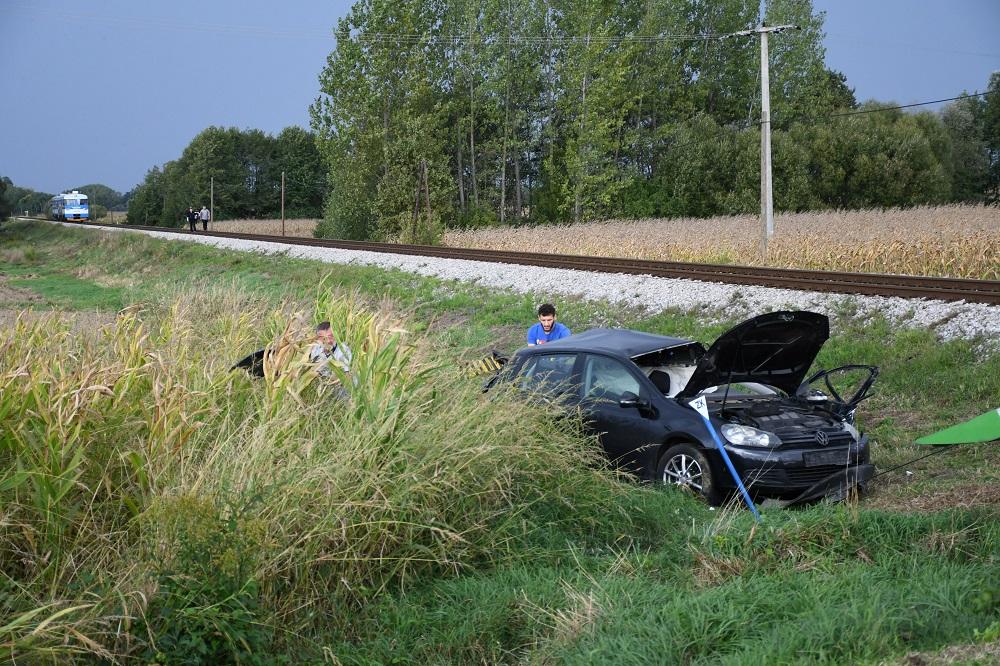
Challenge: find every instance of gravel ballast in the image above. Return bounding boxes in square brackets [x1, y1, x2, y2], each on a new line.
[64, 223, 1000, 343]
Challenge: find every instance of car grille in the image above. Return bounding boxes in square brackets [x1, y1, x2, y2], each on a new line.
[748, 413, 856, 449]
[774, 427, 854, 449]
[745, 464, 859, 489]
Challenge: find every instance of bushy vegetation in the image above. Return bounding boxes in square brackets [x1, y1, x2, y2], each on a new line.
[2, 221, 998, 663]
[1, 176, 52, 217]
[311, 0, 1000, 242]
[0, 178, 127, 219]
[126, 126, 325, 227]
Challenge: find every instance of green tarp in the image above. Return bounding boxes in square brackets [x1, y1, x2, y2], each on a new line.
[915, 408, 1000, 445]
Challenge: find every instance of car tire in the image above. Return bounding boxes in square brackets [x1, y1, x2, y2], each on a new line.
[657, 443, 723, 506]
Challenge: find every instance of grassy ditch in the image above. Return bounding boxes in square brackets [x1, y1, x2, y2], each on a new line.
[0, 282, 629, 662]
[1, 220, 998, 663]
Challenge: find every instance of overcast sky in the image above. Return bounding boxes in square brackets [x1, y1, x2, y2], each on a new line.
[1, 0, 997, 196]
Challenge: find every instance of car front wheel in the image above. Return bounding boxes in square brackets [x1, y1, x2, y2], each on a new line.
[658, 443, 722, 506]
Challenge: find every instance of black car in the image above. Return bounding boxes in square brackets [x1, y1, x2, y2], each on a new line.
[488, 311, 878, 505]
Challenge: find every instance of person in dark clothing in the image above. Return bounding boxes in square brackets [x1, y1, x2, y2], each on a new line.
[185, 207, 198, 232]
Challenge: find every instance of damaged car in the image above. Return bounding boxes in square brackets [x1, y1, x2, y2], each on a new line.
[487, 311, 878, 505]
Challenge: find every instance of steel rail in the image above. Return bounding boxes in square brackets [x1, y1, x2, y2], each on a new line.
[58, 220, 1000, 305]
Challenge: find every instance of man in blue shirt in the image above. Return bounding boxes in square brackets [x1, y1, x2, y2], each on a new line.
[527, 303, 571, 345]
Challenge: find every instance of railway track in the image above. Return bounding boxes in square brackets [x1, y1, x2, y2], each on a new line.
[50, 220, 1000, 305]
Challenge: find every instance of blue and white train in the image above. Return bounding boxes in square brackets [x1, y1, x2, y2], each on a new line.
[49, 191, 90, 221]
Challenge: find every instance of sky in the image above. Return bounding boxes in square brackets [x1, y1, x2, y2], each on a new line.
[1, 0, 998, 197]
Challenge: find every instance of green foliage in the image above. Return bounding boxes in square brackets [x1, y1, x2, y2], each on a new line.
[1, 177, 52, 216]
[1, 178, 123, 219]
[982, 72, 1000, 203]
[0, 176, 11, 219]
[126, 126, 325, 227]
[141, 495, 272, 666]
[70, 183, 126, 210]
[8, 274, 125, 310]
[126, 165, 167, 225]
[311, 0, 998, 236]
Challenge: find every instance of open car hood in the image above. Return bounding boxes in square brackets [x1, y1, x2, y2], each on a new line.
[676, 311, 830, 399]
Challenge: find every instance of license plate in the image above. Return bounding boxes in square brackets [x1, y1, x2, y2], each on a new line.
[803, 449, 850, 467]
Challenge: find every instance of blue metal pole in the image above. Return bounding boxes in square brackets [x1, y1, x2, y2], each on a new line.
[688, 397, 761, 521]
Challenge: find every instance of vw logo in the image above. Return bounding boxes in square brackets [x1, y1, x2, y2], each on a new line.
[815, 430, 829, 447]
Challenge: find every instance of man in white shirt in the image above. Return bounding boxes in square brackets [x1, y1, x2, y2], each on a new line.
[308, 320, 352, 377]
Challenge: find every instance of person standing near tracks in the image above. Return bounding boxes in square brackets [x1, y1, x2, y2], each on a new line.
[199, 205, 210, 231]
[185, 206, 198, 232]
[527, 303, 571, 345]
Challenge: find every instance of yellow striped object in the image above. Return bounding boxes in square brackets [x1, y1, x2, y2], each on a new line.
[464, 352, 507, 378]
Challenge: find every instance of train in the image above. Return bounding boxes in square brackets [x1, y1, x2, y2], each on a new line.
[48, 191, 90, 221]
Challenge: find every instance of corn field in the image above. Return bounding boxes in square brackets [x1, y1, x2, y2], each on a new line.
[445, 205, 1000, 279]
[211, 218, 319, 238]
[201, 206, 999, 279]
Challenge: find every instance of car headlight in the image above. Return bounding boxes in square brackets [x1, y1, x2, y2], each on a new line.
[720, 424, 781, 447]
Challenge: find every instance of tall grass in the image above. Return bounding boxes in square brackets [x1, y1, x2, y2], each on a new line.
[0, 283, 622, 662]
[444, 204, 1000, 279]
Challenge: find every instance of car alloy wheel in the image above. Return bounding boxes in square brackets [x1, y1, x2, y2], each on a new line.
[658, 443, 722, 505]
[663, 453, 704, 491]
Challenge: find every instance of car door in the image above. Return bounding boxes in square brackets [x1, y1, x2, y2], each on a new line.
[516, 352, 581, 407]
[579, 354, 664, 472]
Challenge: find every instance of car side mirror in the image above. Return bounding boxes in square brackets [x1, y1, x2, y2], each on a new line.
[619, 391, 652, 411]
[621, 391, 658, 418]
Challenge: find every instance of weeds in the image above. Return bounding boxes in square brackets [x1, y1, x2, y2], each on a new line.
[0, 282, 621, 661]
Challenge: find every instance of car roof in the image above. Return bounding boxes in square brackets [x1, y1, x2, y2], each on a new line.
[524, 328, 694, 358]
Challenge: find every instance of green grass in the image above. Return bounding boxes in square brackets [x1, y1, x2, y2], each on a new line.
[7, 274, 126, 310]
[0, 219, 998, 664]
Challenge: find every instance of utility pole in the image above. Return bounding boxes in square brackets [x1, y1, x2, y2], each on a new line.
[730, 23, 798, 258]
[210, 176, 214, 231]
[281, 171, 286, 237]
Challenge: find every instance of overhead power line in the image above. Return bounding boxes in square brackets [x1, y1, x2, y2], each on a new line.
[773, 89, 999, 130]
[825, 90, 999, 118]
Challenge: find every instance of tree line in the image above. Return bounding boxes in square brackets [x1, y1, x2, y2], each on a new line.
[309, 0, 1000, 242]
[1, 178, 128, 220]
[126, 126, 325, 226]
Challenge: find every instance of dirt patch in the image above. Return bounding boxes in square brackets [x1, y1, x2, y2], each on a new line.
[881, 639, 1000, 665]
[0, 275, 42, 306]
[426, 310, 472, 335]
[73, 265, 135, 288]
[489, 324, 525, 353]
[868, 482, 1000, 513]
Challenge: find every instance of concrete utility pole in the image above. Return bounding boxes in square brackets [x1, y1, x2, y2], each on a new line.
[281, 171, 286, 237]
[730, 23, 798, 257]
[210, 176, 215, 231]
